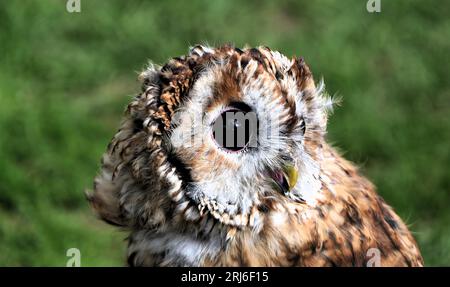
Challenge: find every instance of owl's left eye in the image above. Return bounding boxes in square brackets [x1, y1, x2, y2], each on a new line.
[212, 104, 257, 152]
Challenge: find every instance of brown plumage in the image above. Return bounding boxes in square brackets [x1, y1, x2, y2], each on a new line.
[88, 45, 423, 266]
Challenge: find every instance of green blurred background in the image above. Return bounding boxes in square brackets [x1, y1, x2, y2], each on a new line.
[0, 0, 448, 266]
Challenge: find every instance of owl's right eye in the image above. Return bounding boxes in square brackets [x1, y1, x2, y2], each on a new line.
[211, 104, 257, 152]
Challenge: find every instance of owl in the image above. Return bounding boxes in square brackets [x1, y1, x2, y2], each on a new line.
[87, 45, 423, 267]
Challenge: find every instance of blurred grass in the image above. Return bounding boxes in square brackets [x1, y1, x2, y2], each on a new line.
[0, 0, 448, 266]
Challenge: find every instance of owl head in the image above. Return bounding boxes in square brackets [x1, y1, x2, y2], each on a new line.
[89, 45, 333, 232]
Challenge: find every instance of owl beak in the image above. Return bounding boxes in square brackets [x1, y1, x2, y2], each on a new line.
[284, 164, 299, 191]
[270, 164, 298, 194]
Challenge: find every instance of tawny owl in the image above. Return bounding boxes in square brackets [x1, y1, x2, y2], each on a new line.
[87, 45, 423, 267]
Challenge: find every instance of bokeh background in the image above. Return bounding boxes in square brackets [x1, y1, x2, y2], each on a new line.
[0, 0, 448, 266]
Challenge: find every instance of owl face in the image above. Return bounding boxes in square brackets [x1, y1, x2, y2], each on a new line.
[141, 45, 331, 228]
[90, 45, 332, 232]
